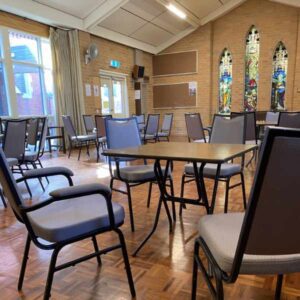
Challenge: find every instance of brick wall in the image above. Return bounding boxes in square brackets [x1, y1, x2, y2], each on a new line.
[153, 0, 300, 135]
[78, 31, 153, 116]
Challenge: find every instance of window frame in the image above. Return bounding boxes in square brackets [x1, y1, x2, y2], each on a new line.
[0, 26, 56, 122]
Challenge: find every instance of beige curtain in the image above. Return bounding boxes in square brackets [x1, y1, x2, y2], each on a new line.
[50, 28, 85, 134]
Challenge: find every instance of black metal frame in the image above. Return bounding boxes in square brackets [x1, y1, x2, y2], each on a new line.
[191, 127, 300, 300]
[180, 114, 247, 215]
[0, 152, 135, 300]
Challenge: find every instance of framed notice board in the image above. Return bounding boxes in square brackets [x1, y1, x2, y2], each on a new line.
[153, 51, 197, 76]
[153, 82, 197, 109]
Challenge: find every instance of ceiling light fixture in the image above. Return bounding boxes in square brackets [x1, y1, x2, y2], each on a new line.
[166, 3, 186, 19]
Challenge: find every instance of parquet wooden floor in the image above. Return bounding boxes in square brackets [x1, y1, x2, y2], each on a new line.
[1, 139, 300, 299]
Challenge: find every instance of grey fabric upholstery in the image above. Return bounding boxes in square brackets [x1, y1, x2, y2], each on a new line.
[194, 138, 207, 143]
[28, 194, 125, 242]
[157, 132, 169, 137]
[133, 114, 145, 124]
[83, 115, 95, 134]
[24, 150, 38, 161]
[23, 167, 74, 179]
[185, 113, 206, 141]
[113, 165, 169, 182]
[6, 157, 18, 167]
[141, 134, 155, 140]
[50, 183, 108, 198]
[161, 113, 173, 132]
[278, 112, 300, 129]
[184, 163, 241, 177]
[98, 136, 107, 143]
[26, 118, 39, 146]
[62, 115, 77, 138]
[198, 213, 300, 274]
[145, 114, 159, 136]
[71, 134, 96, 142]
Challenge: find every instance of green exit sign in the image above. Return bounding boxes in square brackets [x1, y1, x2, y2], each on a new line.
[110, 60, 121, 68]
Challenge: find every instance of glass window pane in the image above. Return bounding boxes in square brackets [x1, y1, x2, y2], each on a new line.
[13, 64, 44, 115]
[0, 63, 9, 116]
[9, 31, 39, 64]
[113, 80, 123, 114]
[44, 69, 56, 119]
[41, 39, 53, 69]
[101, 82, 110, 115]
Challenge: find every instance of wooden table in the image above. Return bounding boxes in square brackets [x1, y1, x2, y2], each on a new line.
[103, 142, 257, 256]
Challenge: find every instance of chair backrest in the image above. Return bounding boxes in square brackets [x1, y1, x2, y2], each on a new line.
[37, 117, 48, 155]
[62, 115, 77, 139]
[278, 112, 300, 128]
[210, 114, 245, 144]
[132, 114, 145, 124]
[145, 114, 160, 135]
[266, 111, 279, 124]
[231, 112, 256, 141]
[161, 113, 173, 133]
[83, 115, 95, 134]
[0, 148, 24, 221]
[231, 128, 300, 277]
[95, 115, 112, 137]
[185, 113, 206, 142]
[106, 118, 141, 150]
[26, 118, 39, 147]
[3, 120, 27, 160]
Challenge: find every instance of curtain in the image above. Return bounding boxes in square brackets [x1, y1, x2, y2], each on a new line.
[50, 28, 85, 134]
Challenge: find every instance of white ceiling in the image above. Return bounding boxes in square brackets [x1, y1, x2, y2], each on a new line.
[0, 0, 298, 54]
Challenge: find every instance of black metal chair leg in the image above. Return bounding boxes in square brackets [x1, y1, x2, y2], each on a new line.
[224, 179, 230, 213]
[32, 162, 45, 192]
[44, 247, 60, 300]
[19, 165, 32, 198]
[162, 199, 173, 233]
[147, 182, 152, 208]
[169, 178, 176, 222]
[275, 274, 283, 300]
[18, 234, 31, 291]
[110, 178, 114, 190]
[179, 174, 186, 216]
[38, 159, 49, 184]
[115, 228, 136, 297]
[86, 142, 90, 156]
[191, 239, 200, 300]
[68, 143, 72, 158]
[214, 267, 224, 300]
[126, 183, 135, 232]
[78, 144, 82, 161]
[240, 172, 247, 210]
[92, 236, 102, 266]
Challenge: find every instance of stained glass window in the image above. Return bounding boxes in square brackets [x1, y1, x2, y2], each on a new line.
[271, 42, 288, 110]
[244, 26, 260, 111]
[219, 48, 232, 114]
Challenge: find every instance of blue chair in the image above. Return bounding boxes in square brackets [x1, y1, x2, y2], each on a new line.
[106, 117, 174, 232]
[0, 148, 135, 299]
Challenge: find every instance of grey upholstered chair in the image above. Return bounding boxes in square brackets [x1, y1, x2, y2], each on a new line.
[132, 114, 146, 131]
[266, 111, 279, 124]
[106, 117, 174, 232]
[141, 113, 160, 143]
[157, 113, 173, 141]
[95, 114, 112, 162]
[192, 127, 300, 300]
[181, 115, 246, 215]
[0, 148, 135, 299]
[62, 115, 97, 160]
[185, 113, 209, 143]
[231, 112, 260, 166]
[83, 114, 96, 134]
[278, 111, 300, 128]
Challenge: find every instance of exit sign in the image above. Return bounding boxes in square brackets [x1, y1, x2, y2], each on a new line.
[110, 60, 121, 68]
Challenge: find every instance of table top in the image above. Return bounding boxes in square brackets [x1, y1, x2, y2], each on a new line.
[256, 120, 278, 126]
[103, 142, 257, 163]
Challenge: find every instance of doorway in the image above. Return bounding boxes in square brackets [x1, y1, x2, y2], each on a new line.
[100, 73, 128, 118]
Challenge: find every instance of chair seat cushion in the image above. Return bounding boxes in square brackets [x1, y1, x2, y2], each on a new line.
[28, 194, 124, 243]
[98, 136, 107, 143]
[72, 134, 96, 142]
[24, 150, 38, 161]
[141, 134, 155, 140]
[113, 164, 168, 182]
[184, 163, 241, 177]
[6, 157, 18, 167]
[246, 140, 262, 146]
[193, 139, 206, 143]
[199, 213, 300, 274]
[157, 131, 169, 137]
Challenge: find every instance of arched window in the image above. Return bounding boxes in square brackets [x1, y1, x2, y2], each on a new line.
[271, 42, 288, 110]
[219, 48, 232, 114]
[244, 26, 260, 111]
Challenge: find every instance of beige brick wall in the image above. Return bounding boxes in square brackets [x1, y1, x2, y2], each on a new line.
[78, 31, 153, 116]
[153, 0, 300, 135]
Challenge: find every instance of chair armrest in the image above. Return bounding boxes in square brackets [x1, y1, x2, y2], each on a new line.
[50, 183, 111, 199]
[16, 167, 74, 186]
